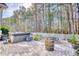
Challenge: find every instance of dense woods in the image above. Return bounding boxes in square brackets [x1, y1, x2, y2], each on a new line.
[2, 3, 79, 34]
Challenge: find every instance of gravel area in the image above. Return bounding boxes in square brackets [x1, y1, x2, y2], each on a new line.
[0, 39, 75, 56]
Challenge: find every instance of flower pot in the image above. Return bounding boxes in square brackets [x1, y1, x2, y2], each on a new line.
[45, 38, 54, 51]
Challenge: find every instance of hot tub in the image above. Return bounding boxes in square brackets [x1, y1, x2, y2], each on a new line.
[8, 32, 32, 43]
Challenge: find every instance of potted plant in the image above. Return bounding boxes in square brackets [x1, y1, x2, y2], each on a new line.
[0, 27, 9, 35]
[0, 26, 9, 40]
[33, 34, 42, 41]
[45, 38, 54, 51]
[71, 35, 79, 49]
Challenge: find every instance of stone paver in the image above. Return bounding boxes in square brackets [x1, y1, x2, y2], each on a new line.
[0, 40, 75, 56]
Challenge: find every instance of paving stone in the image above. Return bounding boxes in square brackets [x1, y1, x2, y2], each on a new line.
[0, 40, 75, 56]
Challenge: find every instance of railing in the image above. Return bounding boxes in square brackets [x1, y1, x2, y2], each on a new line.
[32, 32, 79, 40]
[8, 32, 79, 43]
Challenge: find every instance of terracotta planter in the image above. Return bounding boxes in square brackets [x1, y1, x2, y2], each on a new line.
[45, 38, 54, 51]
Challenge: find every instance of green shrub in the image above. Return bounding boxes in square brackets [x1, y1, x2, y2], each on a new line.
[63, 37, 67, 40]
[76, 48, 79, 56]
[71, 35, 78, 44]
[0, 26, 9, 35]
[33, 34, 42, 41]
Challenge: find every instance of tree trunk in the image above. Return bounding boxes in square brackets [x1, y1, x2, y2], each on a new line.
[48, 4, 52, 32]
[0, 9, 3, 27]
[66, 7, 71, 34]
[77, 3, 79, 34]
[68, 4, 74, 34]
[34, 4, 38, 32]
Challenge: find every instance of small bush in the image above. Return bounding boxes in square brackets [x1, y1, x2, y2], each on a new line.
[76, 48, 79, 56]
[33, 34, 42, 41]
[71, 35, 78, 44]
[0, 26, 9, 35]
